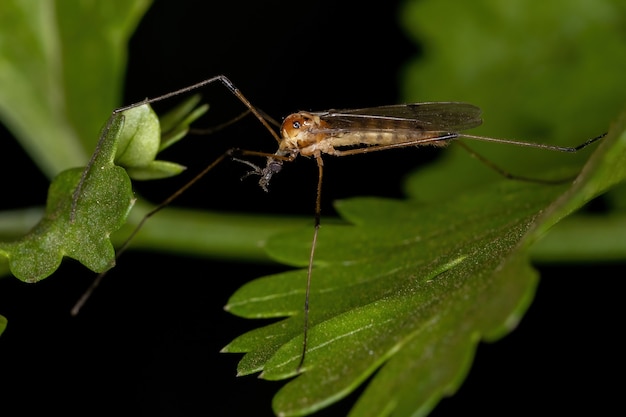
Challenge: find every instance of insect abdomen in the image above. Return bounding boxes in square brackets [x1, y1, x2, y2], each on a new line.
[330, 130, 452, 148]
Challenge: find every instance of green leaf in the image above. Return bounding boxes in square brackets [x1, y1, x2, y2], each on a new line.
[0, 113, 134, 282]
[223, 114, 626, 416]
[0, 0, 152, 178]
[0, 94, 208, 281]
[399, 0, 626, 203]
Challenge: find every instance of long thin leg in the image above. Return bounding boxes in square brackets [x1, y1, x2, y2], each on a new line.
[331, 132, 606, 158]
[297, 154, 324, 371]
[454, 141, 586, 184]
[190, 101, 282, 136]
[331, 132, 606, 184]
[72, 149, 230, 315]
[70, 145, 295, 316]
[115, 75, 282, 143]
[70, 75, 282, 223]
[459, 132, 607, 152]
[71, 75, 291, 314]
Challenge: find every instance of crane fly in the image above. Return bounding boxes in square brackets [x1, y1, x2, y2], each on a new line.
[71, 75, 605, 371]
[240, 101, 482, 190]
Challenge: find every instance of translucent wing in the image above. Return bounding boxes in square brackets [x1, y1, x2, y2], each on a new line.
[314, 102, 483, 134]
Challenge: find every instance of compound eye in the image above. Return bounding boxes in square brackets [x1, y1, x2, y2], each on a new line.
[281, 113, 315, 139]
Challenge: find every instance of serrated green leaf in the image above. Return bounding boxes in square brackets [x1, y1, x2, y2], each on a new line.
[225, 182, 560, 415]
[222, 115, 626, 416]
[0, 113, 134, 282]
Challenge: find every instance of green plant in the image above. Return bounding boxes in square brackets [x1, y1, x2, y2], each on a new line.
[1, 1, 625, 416]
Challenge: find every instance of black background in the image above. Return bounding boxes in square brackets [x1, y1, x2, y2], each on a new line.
[0, 2, 623, 416]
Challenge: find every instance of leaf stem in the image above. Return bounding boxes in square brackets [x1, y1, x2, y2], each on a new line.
[111, 199, 310, 263]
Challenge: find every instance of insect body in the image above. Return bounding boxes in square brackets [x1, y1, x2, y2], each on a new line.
[248, 103, 483, 191]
